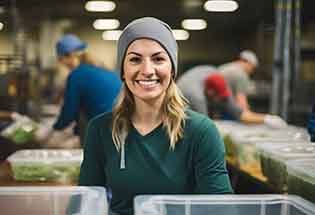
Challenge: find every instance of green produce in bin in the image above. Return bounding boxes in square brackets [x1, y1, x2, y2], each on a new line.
[236, 142, 261, 172]
[258, 143, 315, 192]
[287, 158, 315, 203]
[7, 149, 83, 183]
[223, 135, 238, 164]
[260, 154, 287, 191]
[11, 163, 81, 182]
[10, 127, 36, 145]
[1, 116, 37, 145]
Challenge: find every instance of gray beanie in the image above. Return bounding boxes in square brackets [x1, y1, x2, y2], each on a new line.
[117, 17, 178, 79]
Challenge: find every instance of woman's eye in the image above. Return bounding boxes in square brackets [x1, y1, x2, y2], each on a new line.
[153, 57, 165, 63]
[129, 57, 141, 63]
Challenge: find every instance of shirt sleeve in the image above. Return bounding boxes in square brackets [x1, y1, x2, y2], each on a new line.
[79, 119, 107, 186]
[53, 74, 80, 130]
[233, 71, 251, 95]
[193, 117, 233, 194]
[223, 97, 243, 120]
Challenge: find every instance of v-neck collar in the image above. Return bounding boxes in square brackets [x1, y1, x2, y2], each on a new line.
[130, 122, 163, 138]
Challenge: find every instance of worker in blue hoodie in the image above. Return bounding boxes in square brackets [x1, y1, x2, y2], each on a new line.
[308, 102, 315, 142]
[37, 34, 121, 144]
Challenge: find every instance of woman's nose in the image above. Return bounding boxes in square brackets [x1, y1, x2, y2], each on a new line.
[140, 59, 155, 76]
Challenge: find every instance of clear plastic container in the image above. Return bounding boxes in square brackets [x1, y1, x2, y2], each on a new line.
[214, 121, 249, 166]
[228, 133, 264, 174]
[7, 149, 83, 183]
[134, 194, 315, 215]
[222, 134, 239, 165]
[214, 120, 239, 136]
[231, 125, 308, 143]
[214, 121, 239, 165]
[287, 159, 315, 203]
[257, 142, 315, 192]
[1, 115, 38, 145]
[227, 128, 295, 175]
[0, 186, 107, 215]
[218, 123, 308, 173]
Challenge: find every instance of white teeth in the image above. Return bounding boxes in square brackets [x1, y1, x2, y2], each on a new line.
[137, 80, 158, 86]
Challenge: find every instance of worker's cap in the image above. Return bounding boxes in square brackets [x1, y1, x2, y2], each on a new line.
[56, 34, 87, 57]
[240, 50, 259, 66]
[117, 17, 178, 79]
[204, 73, 231, 98]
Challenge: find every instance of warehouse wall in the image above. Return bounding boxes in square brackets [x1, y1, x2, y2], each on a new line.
[0, 32, 14, 55]
[78, 31, 117, 70]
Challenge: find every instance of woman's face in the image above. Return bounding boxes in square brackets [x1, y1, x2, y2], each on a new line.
[123, 39, 172, 103]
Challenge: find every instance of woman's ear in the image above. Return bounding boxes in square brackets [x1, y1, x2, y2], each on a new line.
[172, 70, 176, 79]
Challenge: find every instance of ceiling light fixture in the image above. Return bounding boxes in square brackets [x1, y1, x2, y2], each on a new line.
[85, 1, 116, 12]
[181, 19, 207, 30]
[102, 30, 122, 40]
[93, 19, 120, 30]
[204, 0, 238, 12]
[172, 29, 189, 40]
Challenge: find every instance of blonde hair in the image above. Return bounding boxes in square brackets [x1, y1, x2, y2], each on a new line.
[111, 79, 188, 151]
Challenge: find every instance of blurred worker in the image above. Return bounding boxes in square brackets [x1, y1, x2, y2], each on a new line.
[176, 65, 216, 115]
[204, 73, 287, 128]
[307, 102, 315, 142]
[177, 65, 286, 128]
[37, 34, 122, 143]
[218, 50, 258, 111]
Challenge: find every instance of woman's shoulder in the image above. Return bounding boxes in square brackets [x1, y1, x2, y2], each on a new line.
[185, 109, 216, 131]
[183, 109, 222, 149]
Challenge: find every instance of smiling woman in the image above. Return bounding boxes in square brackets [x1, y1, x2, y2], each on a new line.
[79, 17, 233, 215]
[123, 39, 172, 104]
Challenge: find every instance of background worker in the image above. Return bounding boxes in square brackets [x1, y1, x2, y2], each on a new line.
[176, 65, 216, 115]
[204, 73, 287, 128]
[177, 64, 287, 128]
[219, 50, 258, 111]
[36, 34, 122, 143]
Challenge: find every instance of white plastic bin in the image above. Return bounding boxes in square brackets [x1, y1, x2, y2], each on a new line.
[257, 142, 315, 191]
[0, 186, 107, 215]
[134, 195, 315, 215]
[7, 149, 83, 183]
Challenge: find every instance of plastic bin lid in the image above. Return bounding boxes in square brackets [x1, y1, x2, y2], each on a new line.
[214, 120, 239, 135]
[0, 186, 107, 215]
[7, 149, 83, 164]
[256, 142, 315, 162]
[134, 194, 315, 215]
[287, 158, 315, 185]
[229, 125, 309, 143]
[257, 142, 315, 161]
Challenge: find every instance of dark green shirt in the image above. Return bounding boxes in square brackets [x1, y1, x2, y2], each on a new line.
[79, 109, 233, 215]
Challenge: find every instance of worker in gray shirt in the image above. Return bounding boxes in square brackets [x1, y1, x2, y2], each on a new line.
[219, 50, 258, 111]
[176, 65, 216, 115]
[204, 73, 287, 128]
